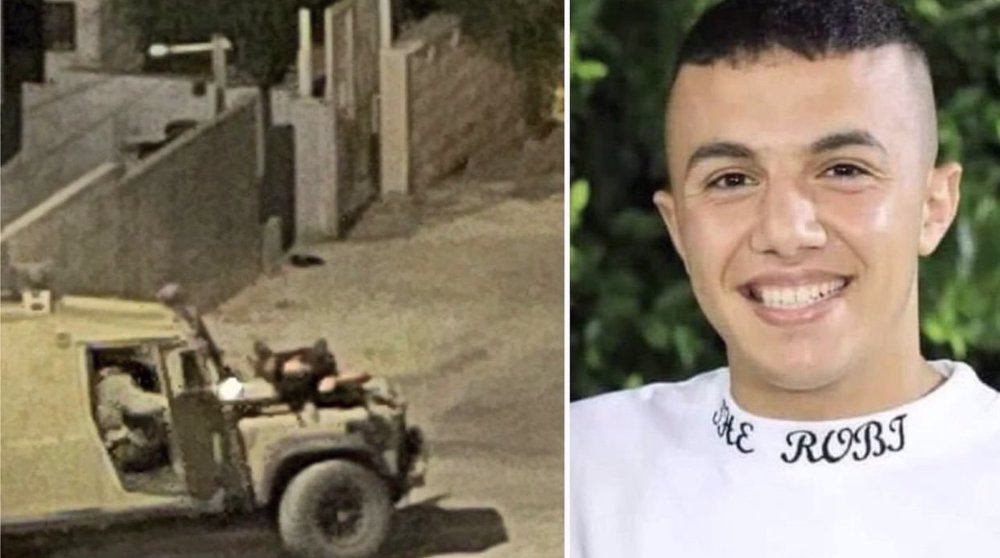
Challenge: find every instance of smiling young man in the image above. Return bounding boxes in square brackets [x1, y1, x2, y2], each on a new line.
[570, 1, 1000, 556]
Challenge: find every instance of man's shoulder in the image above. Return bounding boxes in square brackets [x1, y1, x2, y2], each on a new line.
[97, 373, 133, 395]
[571, 368, 727, 443]
[573, 368, 725, 411]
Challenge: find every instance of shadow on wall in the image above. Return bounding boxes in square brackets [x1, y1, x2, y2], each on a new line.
[262, 124, 297, 249]
[1, 87, 24, 165]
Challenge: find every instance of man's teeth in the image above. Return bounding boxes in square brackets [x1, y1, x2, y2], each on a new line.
[755, 279, 846, 309]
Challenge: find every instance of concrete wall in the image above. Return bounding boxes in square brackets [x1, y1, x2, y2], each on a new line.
[380, 14, 525, 195]
[1, 95, 263, 310]
[1, 70, 250, 226]
[378, 47, 410, 196]
[288, 97, 339, 241]
[285, 0, 381, 242]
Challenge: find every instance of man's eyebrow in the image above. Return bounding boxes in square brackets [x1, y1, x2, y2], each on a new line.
[810, 130, 887, 155]
[680, 131, 888, 180]
[685, 141, 755, 177]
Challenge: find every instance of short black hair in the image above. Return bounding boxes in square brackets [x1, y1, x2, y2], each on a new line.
[663, 0, 938, 187]
[675, 0, 926, 77]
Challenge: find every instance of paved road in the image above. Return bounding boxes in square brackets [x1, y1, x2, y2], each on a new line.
[13, 173, 565, 558]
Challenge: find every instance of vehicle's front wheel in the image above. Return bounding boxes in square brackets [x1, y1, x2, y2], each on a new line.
[278, 460, 392, 558]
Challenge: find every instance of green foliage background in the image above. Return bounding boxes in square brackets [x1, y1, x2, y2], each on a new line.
[571, 0, 1000, 400]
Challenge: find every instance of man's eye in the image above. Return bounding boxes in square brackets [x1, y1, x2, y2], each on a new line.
[823, 164, 870, 178]
[707, 173, 754, 189]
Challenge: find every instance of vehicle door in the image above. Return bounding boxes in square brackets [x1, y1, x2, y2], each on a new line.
[163, 347, 231, 500]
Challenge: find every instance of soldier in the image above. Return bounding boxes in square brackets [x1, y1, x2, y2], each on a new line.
[95, 366, 170, 472]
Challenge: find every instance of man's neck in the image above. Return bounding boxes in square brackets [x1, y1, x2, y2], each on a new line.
[728, 349, 945, 421]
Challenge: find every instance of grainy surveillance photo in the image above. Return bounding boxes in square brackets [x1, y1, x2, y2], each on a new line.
[0, 1, 564, 557]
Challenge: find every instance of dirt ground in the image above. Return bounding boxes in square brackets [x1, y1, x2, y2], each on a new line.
[27, 128, 566, 558]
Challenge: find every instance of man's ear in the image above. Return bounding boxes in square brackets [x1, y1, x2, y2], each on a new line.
[919, 162, 962, 256]
[653, 188, 688, 264]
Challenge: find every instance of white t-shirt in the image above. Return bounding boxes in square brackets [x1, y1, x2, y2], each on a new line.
[571, 360, 1000, 557]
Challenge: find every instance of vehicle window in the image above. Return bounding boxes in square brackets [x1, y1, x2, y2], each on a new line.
[181, 350, 208, 389]
[90, 345, 162, 394]
[87, 345, 183, 495]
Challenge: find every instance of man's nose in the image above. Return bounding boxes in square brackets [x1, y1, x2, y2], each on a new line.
[749, 180, 827, 258]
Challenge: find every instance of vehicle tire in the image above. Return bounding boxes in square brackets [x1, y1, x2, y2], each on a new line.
[278, 460, 392, 558]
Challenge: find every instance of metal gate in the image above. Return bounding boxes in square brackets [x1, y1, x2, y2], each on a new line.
[323, 0, 381, 235]
[331, 0, 380, 229]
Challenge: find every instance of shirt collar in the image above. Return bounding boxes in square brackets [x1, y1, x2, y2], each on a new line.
[706, 360, 995, 467]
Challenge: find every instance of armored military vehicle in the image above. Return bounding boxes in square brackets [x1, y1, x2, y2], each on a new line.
[0, 284, 426, 558]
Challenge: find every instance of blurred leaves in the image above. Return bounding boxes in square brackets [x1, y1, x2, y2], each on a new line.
[572, 0, 1000, 399]
[916, 0, 1000, 368]
[570, 179, 590, 232]
[570, 33, 607, 82]
[570, 0, 726, 400]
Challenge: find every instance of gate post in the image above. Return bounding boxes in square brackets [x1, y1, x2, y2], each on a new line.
[297, 8, 313, 97]
[324, 6, 335, 102]
[378, 0, 392, 48]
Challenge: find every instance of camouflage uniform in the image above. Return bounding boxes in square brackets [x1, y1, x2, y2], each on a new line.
[95, 367, 169, 472]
